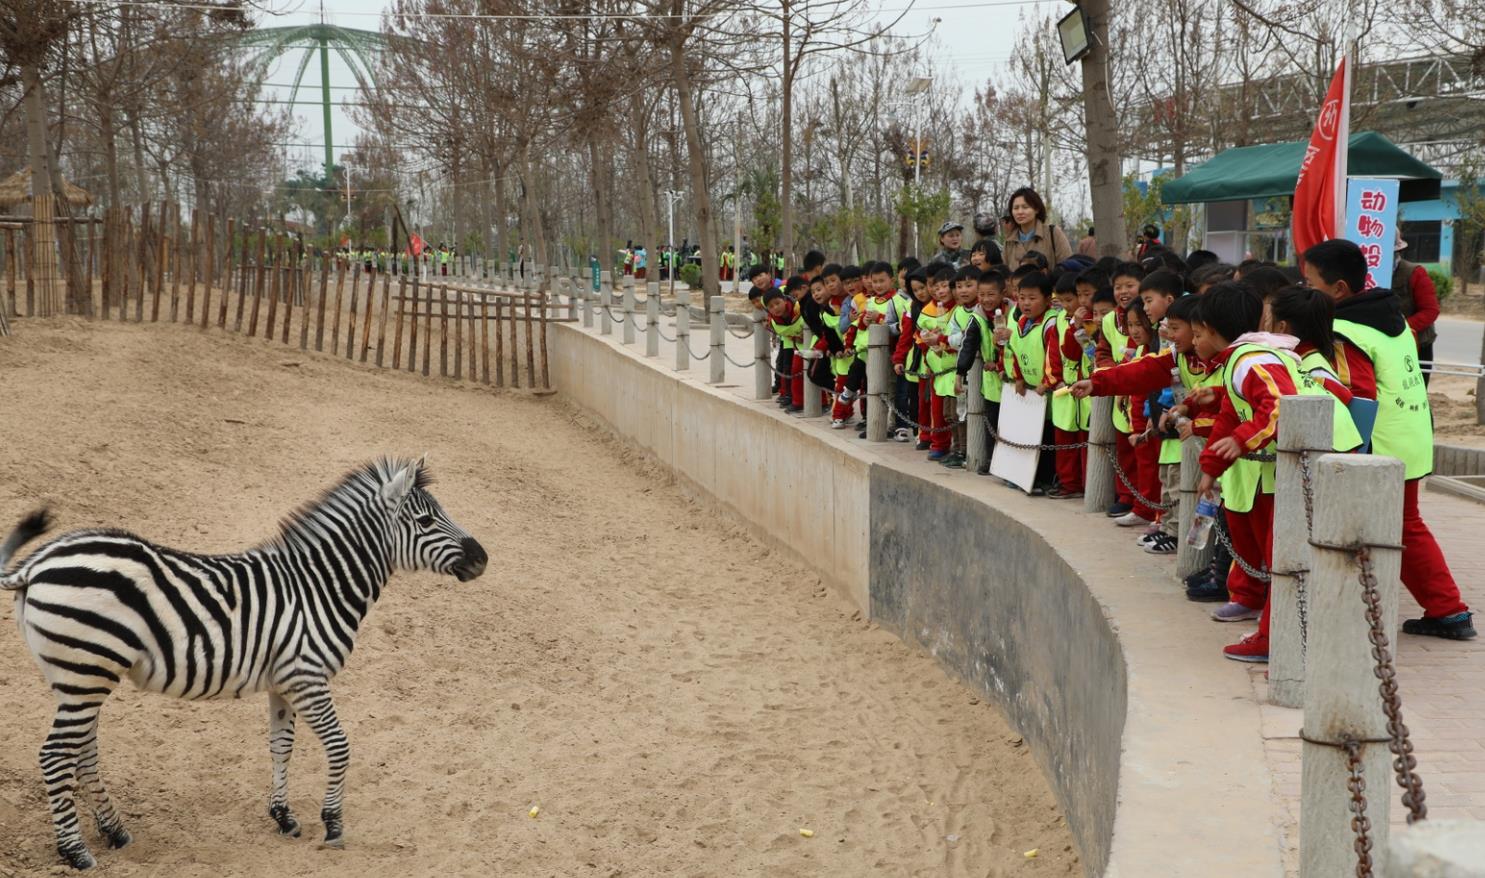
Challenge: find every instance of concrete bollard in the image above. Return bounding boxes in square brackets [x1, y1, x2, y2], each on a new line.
[965, 362, 988, 466]
[1300, 453, 1404, 878]
[1175, 437, 1214, 579]
[582, 270, 598, 329]
[645, 282, 660, 358]
[1386, 820, 1485, 876]
[1083, 396, 1117, 514]
[867, 323, 891, 442]
[566, 266, 578, 322]
[599, 270, 613, 336]
[753, 311, 772, 400]
[801, 328, 823, 418]
[708, 297, 725, 384]
[675, 289, 690, 372]
[622, 279, 636, 345]
[1270, 395, 1334, 709]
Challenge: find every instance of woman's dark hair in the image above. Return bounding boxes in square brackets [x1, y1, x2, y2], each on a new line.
[1242, 266, 1291, 302]
[1166, 293, 1202, 324]
[1196, 281, 1263, 342]
[1006, 187, 1048, 223]
[1270, 285, 1336, 363]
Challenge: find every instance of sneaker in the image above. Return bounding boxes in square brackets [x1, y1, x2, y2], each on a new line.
[1143, 533, 1178, 555]
[927, 449, 948, 461]
[893, 428, 913, 443]
[1223, 632, 1269, 663]
[975, 463, 991, 476]
[857, 430, 867, 439]
[915, 440, 931, 451]
[830, 419, 851, 430]
[1135, 531, 1159, 548]
[1105, 502, 1133, 518]
[1046, 486, 1084, 500]
[787, 405, 804, 414]
[1211, 602, 1261, 622]
[837, 389, 858, 404]
[941, 454, 965, 469]
[1401, 612, 1477, 640]
[1113, 511, 1147, 527]
[1185, 577, 1227, 602]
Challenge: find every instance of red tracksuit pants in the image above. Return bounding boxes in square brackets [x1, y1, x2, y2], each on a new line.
[1054, 429, 1086, 493]
[1224, 490, 1274, 611]
[928, 389, 952, 453]
[791, 353, 804, 408]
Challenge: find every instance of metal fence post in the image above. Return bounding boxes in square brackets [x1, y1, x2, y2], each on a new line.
[753, 311, 772, 400]
[867, 323, 891, 442]
[622, 277, 636, 345]
[1083, 396, 1117, 514]
[645, 281, 660, 358]
[1176, 437, 1214, 578]
[801, 328, 823, 418]
[1300, 453, 1404, 878]
[1271, 395, 1334, 709]
[965, 362, 988, 465]
[675, 289, 690, 372]
[708, 296, 725, 384]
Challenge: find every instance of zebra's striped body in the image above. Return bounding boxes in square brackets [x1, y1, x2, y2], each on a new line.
[1, 458, 487, 870]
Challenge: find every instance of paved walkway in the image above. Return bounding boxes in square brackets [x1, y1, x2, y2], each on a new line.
[568, 292, 1484, 873]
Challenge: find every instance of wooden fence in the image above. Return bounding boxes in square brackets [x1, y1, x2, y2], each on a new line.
[1, 202, 550, 391]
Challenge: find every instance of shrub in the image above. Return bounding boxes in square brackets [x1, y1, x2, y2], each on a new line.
[1427, 268, 1452, 299]
[679, 262, 703, 289]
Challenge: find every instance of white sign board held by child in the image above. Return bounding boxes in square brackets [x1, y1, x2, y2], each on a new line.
[990, 389, 1047, 494]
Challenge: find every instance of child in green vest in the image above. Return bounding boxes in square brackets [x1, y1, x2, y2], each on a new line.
[916, 264, 959, 460]
[893, 268, 931, 445]
[954, 268, 1010, 474]
[939, 265, 982, 467]
[1003, 270, 1059, 492]
[1095, 262, 1146, 519]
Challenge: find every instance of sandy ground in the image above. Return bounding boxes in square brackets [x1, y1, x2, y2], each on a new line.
[0, 319, 1075, 877]
[1429, 374, 1485, 449]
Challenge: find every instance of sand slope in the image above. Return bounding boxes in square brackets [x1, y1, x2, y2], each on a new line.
[0, 320, 1075, 876]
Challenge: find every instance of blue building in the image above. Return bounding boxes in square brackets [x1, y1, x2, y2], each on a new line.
[1398, 179, 1482, 277]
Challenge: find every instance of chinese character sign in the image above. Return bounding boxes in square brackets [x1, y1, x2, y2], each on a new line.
[1344, 178, 1400, 290]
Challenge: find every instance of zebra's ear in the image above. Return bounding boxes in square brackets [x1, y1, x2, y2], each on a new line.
[380, 462, 418, 511]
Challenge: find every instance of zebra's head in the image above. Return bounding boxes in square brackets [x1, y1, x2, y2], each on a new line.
[379, 457, 487, 582]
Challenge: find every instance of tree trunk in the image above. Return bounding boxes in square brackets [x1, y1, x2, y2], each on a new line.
[779, 4, 794, 271]
[1078, 0, 1127, 259]
[666, 31, 719, 305]
[22, 61, 59, 315]
[630, 91, 662, 258]
[587, 130, 616, 273]
[518, 143, 548, 280]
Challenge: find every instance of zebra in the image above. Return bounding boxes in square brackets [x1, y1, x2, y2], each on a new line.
[0, 456, 487, 870]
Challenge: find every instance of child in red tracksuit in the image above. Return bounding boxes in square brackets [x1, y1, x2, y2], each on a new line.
[1044, 278, 1087, 497]
[892, 268, 931, 443]
[1094, 262, 1146, 519]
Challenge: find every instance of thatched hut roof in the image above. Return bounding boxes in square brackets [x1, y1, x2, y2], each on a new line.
[0, 168, 93, 210]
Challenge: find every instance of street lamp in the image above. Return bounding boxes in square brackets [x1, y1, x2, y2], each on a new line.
[904, 76, 933, 253]
[663, 188, 683, 298]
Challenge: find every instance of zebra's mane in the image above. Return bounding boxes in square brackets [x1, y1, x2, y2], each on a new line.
[256, 457, 432, 554]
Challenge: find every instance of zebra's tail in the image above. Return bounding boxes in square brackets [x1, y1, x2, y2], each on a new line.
[0, 508, 53, 590]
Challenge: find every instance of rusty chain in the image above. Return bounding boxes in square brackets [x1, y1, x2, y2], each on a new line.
[1104, 443, 1179, 511]
[1355, 546, 1428, 824]
[1344, 738, 1375, 877]
[1213, 519, 1272, 583]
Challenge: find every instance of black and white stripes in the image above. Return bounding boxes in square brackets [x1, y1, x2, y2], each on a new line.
[1, 457, 487, 870]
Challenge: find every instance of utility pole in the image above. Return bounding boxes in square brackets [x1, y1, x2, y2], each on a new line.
[664, 188, 682, 299]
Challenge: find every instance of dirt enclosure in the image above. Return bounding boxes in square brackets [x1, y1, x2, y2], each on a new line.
[0, 320, 1074, 876]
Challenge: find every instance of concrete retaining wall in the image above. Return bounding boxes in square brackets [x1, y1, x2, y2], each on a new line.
[549, 322, 1283, 877]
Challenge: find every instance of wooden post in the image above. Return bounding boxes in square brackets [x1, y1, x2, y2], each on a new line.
[494, 298, 505, 387]
[98, 213, 111, 319]
[392, 275, 407, 369]
[4, 229, 15, 319]
[467, 292, 477, 379]
[345, 263, 360, 360]
[453, 289, 465, 379]
[966, 363, 989, 467]
[199, 215, 214, 329]
[169, 205, 182, 322]
[314, 255, 328, 351]
[645, 282, 660, 358]
[132, 208, 145, 322]
[1270, 395, 1335, 709]
[538, 290, 549, 389]
[509, 294, 521, 390]
[299, 263, 311, 351]
[708, 296, 725, 385]
[480, 295, 491, 384]
[525, 292, 538, 388]
[184, 213, 198, 323]
[801, 328, 823, 418]
[867, 323, 891, 440]
[421, 281, 432, 378]
[599, 270, 613, 336]
[247, 231, 265, 336]
[282, 259, 295, 345]
[151, 202, 167, 322]
[265, 239, 283, 341]
[358, 270, 374, 362]
[405, 276, 419, 372]
[86, 215, 97, 318]
[674, 289, 690, 371]
[376, 272, 391, 368]
[1176, 437, 1215, 578]
[217, 217, 233, 330]
[1300, 453, 1404, 878]
[1083, 396, 1117, 514]
[330, 262, 347, 355]
[622, 278, 636, 345]
[438, 285, 449, 377]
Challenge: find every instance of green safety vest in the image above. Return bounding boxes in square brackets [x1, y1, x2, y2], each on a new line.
[819, 304, 852, 377]
[853, 296, 895, 354]
[1049, 310, 1080, 431]
[1333, 319, 1432, 479]
[771, 310, 804, 350]
[1102, 309, 1133, 433]
[1006, 312, 1052, 420]
[916, 303, 956, 395]
[1296, 349, 1364, 454]
[973, 311, 1003, 403]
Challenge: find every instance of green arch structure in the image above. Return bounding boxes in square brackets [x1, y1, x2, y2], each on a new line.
[237, 23, 389, 182]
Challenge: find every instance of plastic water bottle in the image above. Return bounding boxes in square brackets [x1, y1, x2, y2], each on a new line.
[1186, 488, 1221, 549]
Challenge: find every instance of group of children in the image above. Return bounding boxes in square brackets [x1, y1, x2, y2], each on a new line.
[750, 237, 1475, 663]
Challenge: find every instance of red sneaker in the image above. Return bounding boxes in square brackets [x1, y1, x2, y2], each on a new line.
[1223, 632, 1269, 663]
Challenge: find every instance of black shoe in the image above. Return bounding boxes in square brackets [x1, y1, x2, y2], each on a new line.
[857, 430, 867, 439]
[1186, 577, 1227, 602]
[1401, 612, 1477, 640]
[975, 463, 991, 476]
[941, 453, 965, 469]
[915, 440, 931, 451]
[787, 405, 804, 414]
[1106, 502, 1133, 518]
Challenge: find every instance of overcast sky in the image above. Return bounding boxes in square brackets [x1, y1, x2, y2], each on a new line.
[260, 0, 1068, 172]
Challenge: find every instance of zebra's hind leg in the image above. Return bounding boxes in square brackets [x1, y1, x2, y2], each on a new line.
[40, 690, 114, 870]
[75, 733, 131, 850]
[287, 682, 351, 848]
[266, 691, 301, 838]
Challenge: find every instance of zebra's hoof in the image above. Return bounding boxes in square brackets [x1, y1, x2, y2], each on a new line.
[322, 834, 345, 850]
[59, 843, 96, 870]
[321, 807, 343, 848]
[270, 804, 301, 838]
[104, 827, 133, 849]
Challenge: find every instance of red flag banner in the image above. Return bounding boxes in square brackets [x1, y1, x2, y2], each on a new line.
[1292, 56, 1350, 258]
[410, 233, 427, 256]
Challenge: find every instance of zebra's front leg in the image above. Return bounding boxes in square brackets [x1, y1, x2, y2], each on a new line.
[287, 683, 351, 847]
[266, 691, 301, 838]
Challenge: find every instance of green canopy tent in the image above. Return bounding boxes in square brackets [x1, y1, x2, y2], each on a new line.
[1160, 131, 1442, 205]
